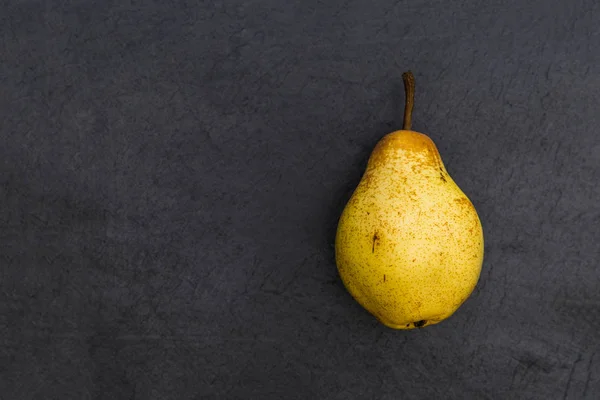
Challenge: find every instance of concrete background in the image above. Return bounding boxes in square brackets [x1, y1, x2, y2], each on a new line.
[1, 0, 599, 398]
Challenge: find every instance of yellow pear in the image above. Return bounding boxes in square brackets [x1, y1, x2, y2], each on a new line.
[335, 71, 484, 330]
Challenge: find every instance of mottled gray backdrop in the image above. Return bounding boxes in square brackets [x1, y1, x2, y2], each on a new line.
[1, 0, 599, 399]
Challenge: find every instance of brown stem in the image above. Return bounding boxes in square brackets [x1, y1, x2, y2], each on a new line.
[402, 70, 415, 130]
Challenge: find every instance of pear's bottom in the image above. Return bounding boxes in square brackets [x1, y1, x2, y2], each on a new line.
[366, 296, 465, 330]
[375, 316, 443, 330]
[339, 275, 465, 330]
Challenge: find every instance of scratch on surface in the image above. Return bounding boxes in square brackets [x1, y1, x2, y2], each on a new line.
[583, 351, 597, 398]
[548, 189, 563, 217]
[552, 139, 562, 167]
[563, 353, 583, 400]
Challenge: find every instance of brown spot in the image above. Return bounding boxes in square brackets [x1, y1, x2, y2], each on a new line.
[454, 198, 471, 207]
[439, 172, 447, 182]
[372, 231, 380, 253]
[383, 274, 386, 282]
[414, 320, 426, 328]
[412, 258, 416, 262]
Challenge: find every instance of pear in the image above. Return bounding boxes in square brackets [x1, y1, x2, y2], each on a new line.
[335, 71, 484, 330]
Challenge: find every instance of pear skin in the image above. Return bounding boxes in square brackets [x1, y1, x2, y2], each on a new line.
[335, 71, 484, 330]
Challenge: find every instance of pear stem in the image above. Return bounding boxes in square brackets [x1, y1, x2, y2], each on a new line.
[402, 70, 415, 130]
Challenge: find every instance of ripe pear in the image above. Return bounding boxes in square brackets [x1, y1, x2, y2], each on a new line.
[335, 71, 484, 330]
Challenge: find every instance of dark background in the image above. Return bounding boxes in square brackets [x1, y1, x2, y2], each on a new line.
[1, 0, 599, 399]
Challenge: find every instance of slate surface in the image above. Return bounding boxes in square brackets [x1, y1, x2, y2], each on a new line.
[1, 1, 600, 399]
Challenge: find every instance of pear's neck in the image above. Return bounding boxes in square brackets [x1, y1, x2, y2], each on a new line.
[367, 149, 441, 176]
[366, 131, 445, 175]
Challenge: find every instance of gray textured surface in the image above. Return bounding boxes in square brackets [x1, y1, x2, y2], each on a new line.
[1, 0, 600, 399]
